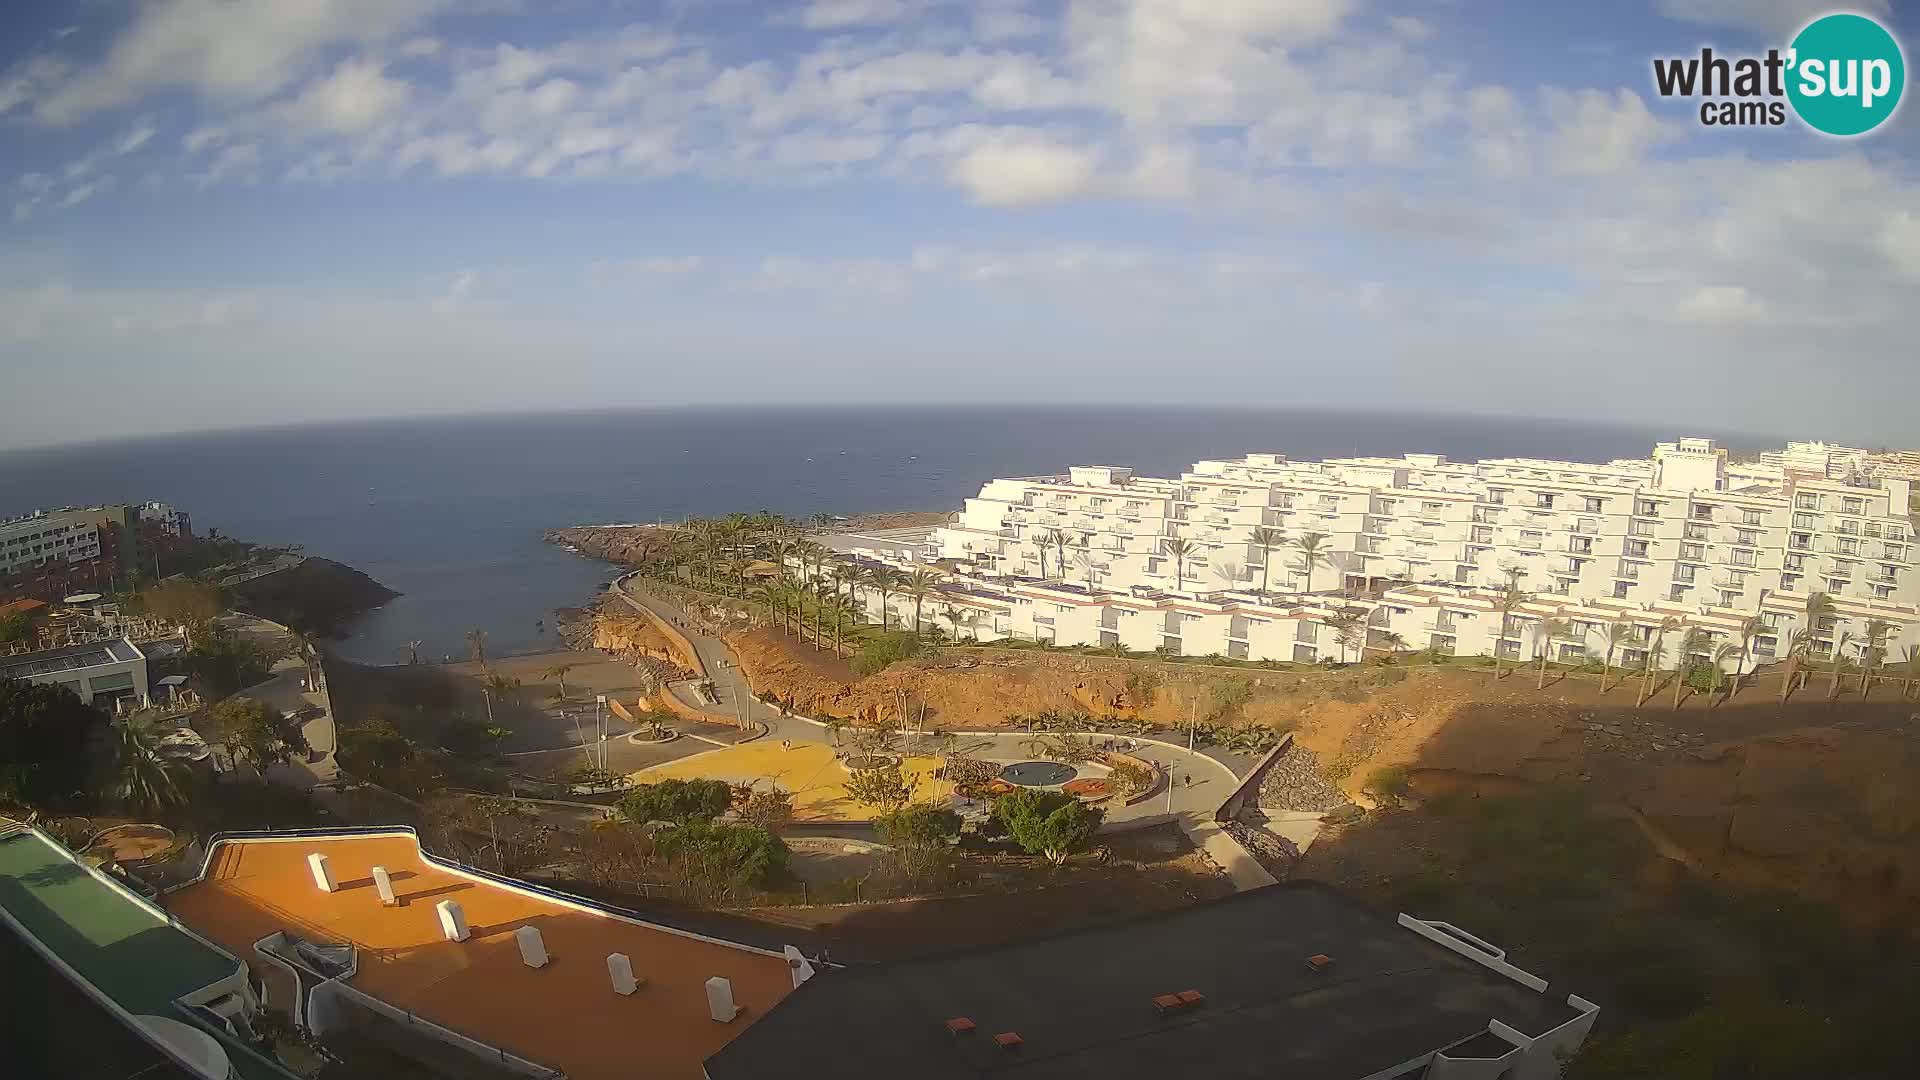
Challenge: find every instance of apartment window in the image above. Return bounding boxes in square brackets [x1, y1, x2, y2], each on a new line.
[1564, 557, 1587, 574]
[1575, 517, 1598, 534]
[1472, 525, 1494, 544]
[1874, 585, 1895, 599]
[1890, 529, 1908, 543]
[1888, 545, 1909, 561]
[1839, 537, 1859, 554]
[1569, 536, 1593, 555]
[1763, 612, 1785, 629]
[1843, 497, 1866, 515]
[1838, 520, 1859, 535]
[1880, 564, 1899, 581]
[1742, 508, 1764, 525]
[1793, 512, 1819, 530]
[1487, 489, 1507, 505]
[1692, 504, 1715, 520]
[1584, 497, 1605, 513]
[1735, 529, 1759, 547]
[1680, 543, 1704, 561]
[1536, 492, 1556, 509]
[1796, 493, 1822, 509]
[1832, 561, 1855, 578]
[1828, 577, 1848, 592]
[1685, 523, 1709, 541]
[1674, 565, 1696, 583]
[1731, 550, 1756, 567]
[1629, 519, 1656, 538]
[1636, 499, 1660, 516]
[1626, 539, 1650, 558]
[1720, 591, 1740, 607]
[1613, 581, 1631, 599]
[1670, 584, 1688, 601]
[1781, 573, 1801, 590]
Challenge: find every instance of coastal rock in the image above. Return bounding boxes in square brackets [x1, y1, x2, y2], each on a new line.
[227, 557, 399, 638]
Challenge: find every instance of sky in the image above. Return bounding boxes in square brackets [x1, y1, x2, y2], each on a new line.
[1, 0, 1917, 451]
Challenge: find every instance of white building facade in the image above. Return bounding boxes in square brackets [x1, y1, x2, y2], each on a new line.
[818, 438, 1920, 674]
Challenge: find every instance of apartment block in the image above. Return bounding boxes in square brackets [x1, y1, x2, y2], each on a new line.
[827, 437, 1919, 671]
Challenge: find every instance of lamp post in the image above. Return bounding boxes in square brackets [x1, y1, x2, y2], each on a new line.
[595, 695, 608, 770]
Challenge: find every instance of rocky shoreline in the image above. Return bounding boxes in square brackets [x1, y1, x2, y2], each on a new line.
[228, 556, 400, 638]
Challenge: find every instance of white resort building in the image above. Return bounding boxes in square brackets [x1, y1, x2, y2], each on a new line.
[819, 438, 1920, 675]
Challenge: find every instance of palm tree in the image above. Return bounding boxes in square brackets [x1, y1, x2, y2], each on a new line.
[694, 518, 725, 589]
[112, 713, 182, 812]
[1860, 618, 1892, 696]
[869, 566, 903, 631]
[1779, 628, 1812, 704]
[904, 568, 939, 636]
[1640, 616, 1682, 706]
[1493, 584, 1532, 679]
[1248, 527, 1286, 596]
[1160, 537, 1196, 592]
[1732, 615, 1762, 695]
[1675, 627, 1710, 708]
[1327, 607, 1367, 663]
[485, 672, 520, 700]
[1375, 630, 1408, 660]
[1828, 630, 1855, 700]
[1043, 529, 1071, 582]
[1710, 641, 1742, 700]
[1600, 617, 1633, 692]
[1535, 618, 1570, 688]
[1639, 632, 1669, 707]
[1292, 532, 1331, 593]
[828, 564, 858, 632]
[544, 662, 578, 703]
[465, 627, 489, 667]
[1901, 643, 1920, 700]
[1072, 536, 1099, 593]
[939, 603, 969, 642]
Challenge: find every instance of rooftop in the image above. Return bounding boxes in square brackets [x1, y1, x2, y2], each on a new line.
[167, 830, 798, 1080]
[0, 827, 243, 1023]
[0, 637, 143, 679]
[705, 883, 1581, 1080]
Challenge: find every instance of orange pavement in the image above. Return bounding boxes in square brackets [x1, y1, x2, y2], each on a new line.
[168, 832, 794, 1080]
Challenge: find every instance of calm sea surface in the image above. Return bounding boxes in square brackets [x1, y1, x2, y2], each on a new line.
[0, 407, 1772, 663]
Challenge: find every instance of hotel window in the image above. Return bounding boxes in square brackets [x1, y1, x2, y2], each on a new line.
[1789, 532, 1813, 550]
[1319, 495, 1340, 508]
[1732, 550, 1756, 567]
[1828, 577, 1848, 592]
[1692, 504, 1715, 520]
[1574, 517, 1598, 534]
[1796, 493, 1822, 509]
[1844, 497, 1866, 515]
[1636, 499, 1660, 516]
[1831, 561, 1854, 578]
[1626, 539, 1650, 558]
[1792, 512, 1819, 530]
[1670, 584, 1688, 601]
[1487, 489, 1507, 505]
[1674, 564, 1696, 583]
[1536, 492, 1556, 508]
[1613, 581, 1631, 598]
[1735, 529, 1758, 546]
[1874, 585, 1895, 599]
[1838, 520, 1859, 535]
[1685, 523, 1709, 541]
[1781, 573, 1801, 589]
[1882, 564, 1900, 580]
[1472, 526, 1493, 544]
[1839, 537, 1859, 554]
[1584, 497, 1605, 513]
[1680, 542, 1704, 561]
[1888, 544, 1909, 561]
[1520, 530, 1544, 548]
[1721, 591, 1740, 606]
[1629, 519, 1655, 537]
[1569, 536, 1593, 554]
[1742, 508, 1764, 525]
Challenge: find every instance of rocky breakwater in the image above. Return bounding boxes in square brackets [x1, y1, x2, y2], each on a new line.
[229, 557, 398, 638]
[545, 525, 669, 566]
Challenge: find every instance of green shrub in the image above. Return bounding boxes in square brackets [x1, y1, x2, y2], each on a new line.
[655, 820, 788, 887]
[1683, 664, 1720, 694]
[618, 778, 733, 824]
[853, 631, 923, 676]
[992, 788, 1103, 864]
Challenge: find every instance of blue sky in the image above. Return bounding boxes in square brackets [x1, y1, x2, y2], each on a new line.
[1, 0, 1916, 450]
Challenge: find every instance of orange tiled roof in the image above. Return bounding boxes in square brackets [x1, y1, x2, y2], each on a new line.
[168, 832, 795, 1080]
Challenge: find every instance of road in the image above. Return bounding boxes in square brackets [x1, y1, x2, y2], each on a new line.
[609, 575, 1278, 889]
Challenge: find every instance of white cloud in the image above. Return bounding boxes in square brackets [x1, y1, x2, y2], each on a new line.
[1881, 211, 1920, 283]
[1675, 284, 1767, 325]
[30, 0, 448, 124]
[587, 256, 704, 284]
[947, 133, 1096, 205]
[1544, 88, 1674, 176]
[1387, 16, 1432, 41]
[433, 269, 477, 314]
[800, 0, 908, 30]
[275, 57, 412, 135]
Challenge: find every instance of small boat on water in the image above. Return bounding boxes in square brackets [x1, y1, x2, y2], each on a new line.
[561, 544, 580, 554]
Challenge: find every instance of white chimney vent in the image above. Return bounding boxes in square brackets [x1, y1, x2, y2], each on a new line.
[307, 853, 336, 893]
[706, 976, 739, 1022]
[784, 945, 816, 988]
[371, 865, 396, 906]
[515, 925, 549, 968]
[607, 953, 639, 995]
[436, 900, 470, 943]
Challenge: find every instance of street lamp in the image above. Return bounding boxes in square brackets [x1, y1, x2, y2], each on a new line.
[595, 695, 608, 770]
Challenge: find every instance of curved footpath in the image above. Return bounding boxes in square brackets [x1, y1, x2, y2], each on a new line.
[610, 574, 1280, 890]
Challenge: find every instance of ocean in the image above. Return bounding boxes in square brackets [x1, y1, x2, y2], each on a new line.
[0, 406, 1773, 664]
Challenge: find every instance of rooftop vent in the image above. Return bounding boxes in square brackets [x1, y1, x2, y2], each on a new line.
[993, 1032, 1023, 1050]
[371, 865, 396, 906]
[707, 976, 740, 1023]
[607, 953, 639, 996]
[944, 1017, 975, 1035]
[436, 899, 470, 943]
[306, 852, 335, 893]
[515, 925, 549, 969]
[1308, 954, 1333, 973]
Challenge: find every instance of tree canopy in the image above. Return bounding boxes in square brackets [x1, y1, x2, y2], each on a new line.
[654, 820, 789, 888]
[141, 579, 225, 627]
[202, 695, 308, 774]
[844, 761, 918, 812]
[0, 677, 108, 811]
[992, 788, 1103, 864]
[853, 630, 922, 676]
[618, 778, 733, 825]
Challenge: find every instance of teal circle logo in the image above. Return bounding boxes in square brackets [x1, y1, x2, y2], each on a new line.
[1787, 13, 1905, 136]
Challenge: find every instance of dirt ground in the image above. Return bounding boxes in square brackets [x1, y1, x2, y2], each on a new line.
[334, 649, 656, 753]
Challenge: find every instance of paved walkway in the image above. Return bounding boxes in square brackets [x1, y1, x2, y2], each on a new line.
[607, 575, 1279, 889]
